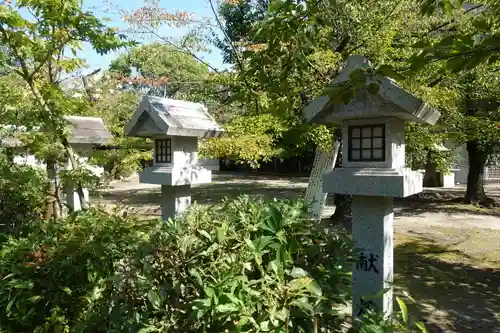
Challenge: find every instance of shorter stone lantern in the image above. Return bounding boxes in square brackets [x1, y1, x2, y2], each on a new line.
[63, 116, 113, 211]
[1, 116, 112, 212]
[304, 55, 441, 318]
[124, 96, 223, 220]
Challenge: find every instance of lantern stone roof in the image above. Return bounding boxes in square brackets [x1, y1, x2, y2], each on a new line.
[124, 95, 224, 138]
[1, 116, 112, 147]
[66, 116, 113, 144]
[304, 55, 441, 126]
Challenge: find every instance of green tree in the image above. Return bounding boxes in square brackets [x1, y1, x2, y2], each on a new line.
[403, 1, 500, 204]
[110, 43, 210, 98]
[214, 0, 499, 207]
[211, 0, 269, 65]
[0, 73, 34, 126]
[0, 0, 132, 218]
[75, 73, 153, 180]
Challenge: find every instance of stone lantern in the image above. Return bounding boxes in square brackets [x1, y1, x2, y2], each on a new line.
[304, 55, 441, 318]
[124, 96, 223, 220]
[1, 116, 113, 212]
[63, 116, 113, 211]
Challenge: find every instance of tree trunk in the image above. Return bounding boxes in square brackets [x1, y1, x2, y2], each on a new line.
[304, 142, 340, 220]
[329, 141, 353, 229]
[44, 159, 60, 220]
[465, 140, 488, 204]
[27, 81, 89, 212]
[5, 148, 14, 165]
[62, 138, 89, 210]
[331, 194, 352, 230]
[423, 151, 440, 187]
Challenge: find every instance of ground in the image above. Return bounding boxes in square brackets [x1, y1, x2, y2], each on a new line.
[94, 172, 500, 333]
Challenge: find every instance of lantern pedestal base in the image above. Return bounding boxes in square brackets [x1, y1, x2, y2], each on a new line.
[160, 185, 191, 221]
[139, 166, 212, 186]
[323, 168, 423, 198]
[351, 196, 394, 319]
[65, 186, 89, 212]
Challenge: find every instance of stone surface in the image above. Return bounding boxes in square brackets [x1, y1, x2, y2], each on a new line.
[303, 55, 442, 320]
[62, 155, 104, 211]
[65, 116, 113, 145]
[125, 96, 224, 138]
[139, 166, 212, 186]
[125, 96, 224, 221]
[304, 145, 339, 219]
[352, 196, 394, 318]
[303, 55, 441, 126]
[65, 187, 90, 211]
[1, 116, 112, 147]
[323, 168, 423, 198]
[161, 184, 191, 220]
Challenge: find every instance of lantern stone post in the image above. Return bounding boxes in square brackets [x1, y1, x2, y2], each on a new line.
[125, 96, 223, 220]
[304, 55, 441, 318]
[62, 116, 113, 211]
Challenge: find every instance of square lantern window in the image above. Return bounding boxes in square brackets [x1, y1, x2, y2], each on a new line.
[155, 138, 172, 163]
[348, 124, 385, 162]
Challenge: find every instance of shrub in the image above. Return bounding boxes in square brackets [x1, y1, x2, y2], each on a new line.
[0, 160, 47, 234]
[0, 208, 151, 333]
[105, 196, 354, 332]
[0, 195, 427, 333]
[0, 196, 353, 332]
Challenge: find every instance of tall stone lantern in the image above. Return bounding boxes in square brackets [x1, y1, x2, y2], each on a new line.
[304, 55, 441, 318]
[124, 96, 223, 220]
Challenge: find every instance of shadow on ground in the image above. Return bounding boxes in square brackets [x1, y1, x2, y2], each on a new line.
[395, 192, 500, 217]
[213, 171, 309, 184]
[98, 182, 305, 207]
[395, 238, 500, 333]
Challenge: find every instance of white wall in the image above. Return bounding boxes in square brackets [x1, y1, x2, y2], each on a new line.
[452, 144, 469, 184]
[12, 153, 104, 178]
[449, 143, 500, 184]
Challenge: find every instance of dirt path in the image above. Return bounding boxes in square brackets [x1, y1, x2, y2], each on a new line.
[95, 172, 500, 333]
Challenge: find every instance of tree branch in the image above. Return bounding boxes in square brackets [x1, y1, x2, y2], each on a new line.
[426, 4, 483, 35]
[208, 0, 262, 113]
[208, 0, 244, 73]
[347, 0, 404, 54]
[136, 25, 220, 72]
[0, 61, 24, 77]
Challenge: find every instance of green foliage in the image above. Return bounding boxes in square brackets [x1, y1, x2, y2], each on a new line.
[0, 156, 47, 235]
[0, 74, 36, 126]
[213, 0, 268, 64]
[0, 194, 433, 332]
[107, 196, 353, 332]
[355, 296, 429, 333]
[210, 0, 499, 177]
[0, 208, 149, 333]
[0, 196, 355, 332]
[200, 113, 290, 167]
[416, 0, 500, 71]
[110, 43, 209, 98]
[82, 76, 152, 179]
[0, 0, 134, 215]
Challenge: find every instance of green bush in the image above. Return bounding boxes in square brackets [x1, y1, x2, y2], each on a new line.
[0, 208, 151, 333]
[0, 160, 47, 234]
[0, 195, 427, 333]
[106, 196, 354, 332]
[0, 196, 353, 332]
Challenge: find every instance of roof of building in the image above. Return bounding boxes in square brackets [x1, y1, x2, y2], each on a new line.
[303, 55, 441, 126]
[124, 95, 224, 138]
[1, 116, 112, 148]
